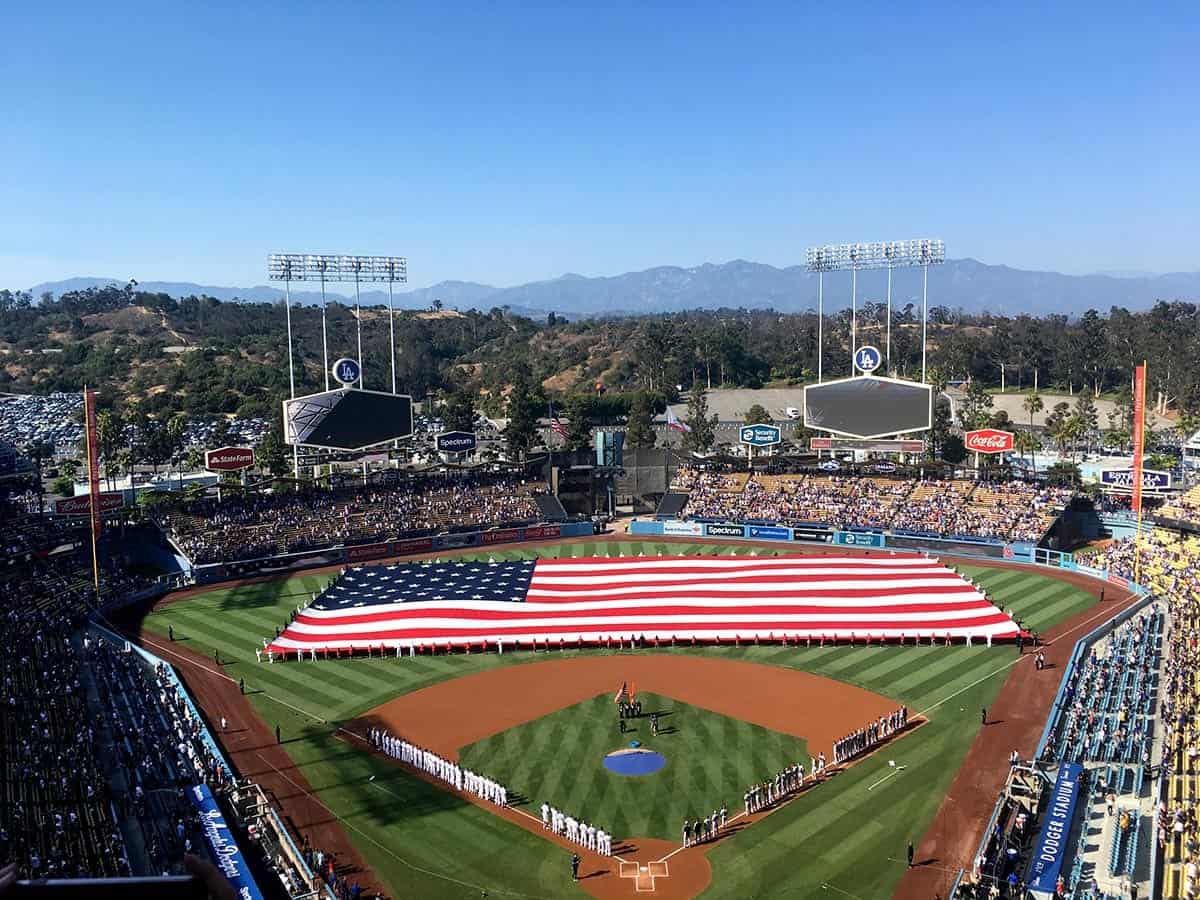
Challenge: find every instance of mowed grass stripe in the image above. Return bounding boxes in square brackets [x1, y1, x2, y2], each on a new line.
[144, 542, 1099, 898]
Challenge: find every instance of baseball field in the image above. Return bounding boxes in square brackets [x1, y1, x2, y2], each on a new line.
[137, 539, 1102, 899]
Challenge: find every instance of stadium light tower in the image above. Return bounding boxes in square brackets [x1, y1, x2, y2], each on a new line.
[268, 253, 409, 393]
[805, 239, 945, 382]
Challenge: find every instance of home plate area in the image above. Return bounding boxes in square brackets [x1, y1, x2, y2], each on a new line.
[620, 860, 670, 892]
[357, 654, 920, 897]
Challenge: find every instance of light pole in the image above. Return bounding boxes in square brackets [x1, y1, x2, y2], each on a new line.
[806, 239, 945, 383]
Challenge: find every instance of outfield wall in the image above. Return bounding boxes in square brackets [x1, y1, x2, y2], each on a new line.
[629, 518, 1044, 563]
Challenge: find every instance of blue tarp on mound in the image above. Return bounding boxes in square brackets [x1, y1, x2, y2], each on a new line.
[603, 748, 667, 776]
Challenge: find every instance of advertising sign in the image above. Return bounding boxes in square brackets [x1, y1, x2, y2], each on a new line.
[395, 537, 434, 555]
[1027, 763, 1084, 892]
[1132, 363, 1146, 515]
[834, 531, 886, 548]
[436, 431, 478, 453]
[704, 523, 746, 538]
[811, 437, 925, 452]
[964, 429, 1014, 454]
[818, 460, 841, 472]
[482, 527, 522, 545]
[205, 446, 256, 471]
[436, 532, 481, 549]
[792, 528, 833, 542]
[747, 525, 790, 541]
[873, 461, 898, 473]
[738, 424, 782, 447]
[1100, 469, 1171, 490]
[189, 784, 265, 900]
[347, 542, 391, 563]
[524, 524, 562, 540]
[84, 389, 103, 539]
[663, 521, 704, 537]
[55, 492, 125, 517]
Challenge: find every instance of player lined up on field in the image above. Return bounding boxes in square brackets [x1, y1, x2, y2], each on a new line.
[832, 706, 909, 766]
[368, 728, 508, 806]
[682, 806, 727, 847]
[540, 803, 612, 856]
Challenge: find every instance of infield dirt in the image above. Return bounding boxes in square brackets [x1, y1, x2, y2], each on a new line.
[353, 654, 910, 899]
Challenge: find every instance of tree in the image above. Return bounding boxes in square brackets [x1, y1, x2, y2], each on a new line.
[441, 391, 476, 433]
[258, 419, 289, 478]
[956, 380, 994, 431]
[1013, 429, 1040, 469]
[744, 404, 772, 425]
[505, 378, 543, 460]
[1023, 391, 1044, 474]
[681, 390, 718, 453]
[1073, 394, 1099, 456]
[624, 392, 656, 448]
[563, 395, 593, 452]
[1045, 460, 1082, 486]
[27, 441, 53, 514]
[942, 434, 967, 465]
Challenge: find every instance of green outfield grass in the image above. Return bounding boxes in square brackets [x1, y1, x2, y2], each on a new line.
[459, 691, 808, 842]
[142, 540, 1101, 899]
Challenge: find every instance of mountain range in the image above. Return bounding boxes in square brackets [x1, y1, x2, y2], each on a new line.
[27, 258, 1200, 318]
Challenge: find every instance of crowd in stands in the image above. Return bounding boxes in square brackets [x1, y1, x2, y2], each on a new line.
[0, 506, 322, 896]
[1042, 606, 1162, 767]
[161, 473, 547, 564]
[831, 706, 910, 766]
[1091, 528, 1200, 898]
[673, 468, 1070, 542]
[1160, 485, 1200, 523]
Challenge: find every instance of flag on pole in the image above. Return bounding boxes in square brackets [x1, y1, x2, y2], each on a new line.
[666, 406, 691, 433]
[549, 402, 568, 438]
[614, 681, 628, 704]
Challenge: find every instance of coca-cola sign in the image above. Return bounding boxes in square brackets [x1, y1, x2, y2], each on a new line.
[963, 429, 1014, 454]
[55, 492, 124, 516]
[205, 447, 256, 471]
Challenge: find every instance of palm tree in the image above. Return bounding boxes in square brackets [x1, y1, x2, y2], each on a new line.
[1014, 430, 1040, 471]
[1023, 392, 1044, 475]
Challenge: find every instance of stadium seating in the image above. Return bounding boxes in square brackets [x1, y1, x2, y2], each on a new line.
[159, 472, 550, 564]
[672, 468, 1071, 542]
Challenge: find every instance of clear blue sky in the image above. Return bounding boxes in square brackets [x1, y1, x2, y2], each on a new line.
[2, 1, 1196, 291]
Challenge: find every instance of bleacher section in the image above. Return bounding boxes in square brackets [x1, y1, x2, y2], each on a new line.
[672, 468, 1072, 542]
[160, 472, 550, 564]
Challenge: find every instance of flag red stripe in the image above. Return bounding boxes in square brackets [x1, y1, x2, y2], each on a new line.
[273, 611, 1016, 644]
[293, 598, 997, 627]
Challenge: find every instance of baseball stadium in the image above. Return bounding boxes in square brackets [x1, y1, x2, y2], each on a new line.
[4, 323, 1191, 900]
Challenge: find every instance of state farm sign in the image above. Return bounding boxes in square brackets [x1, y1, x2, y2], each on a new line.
[205, 446, 256, 471]
[55, 493, 124, 516]
[964, 429, 1014, 454]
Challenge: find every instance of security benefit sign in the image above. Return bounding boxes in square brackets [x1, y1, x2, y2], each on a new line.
[1027, 763, 1084, 893]
[739, 424, 782, 448]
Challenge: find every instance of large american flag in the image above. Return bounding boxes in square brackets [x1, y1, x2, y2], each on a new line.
[267, 555, 1019, 654]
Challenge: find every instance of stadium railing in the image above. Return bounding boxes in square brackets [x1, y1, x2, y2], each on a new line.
[88, 621, 326, 900]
